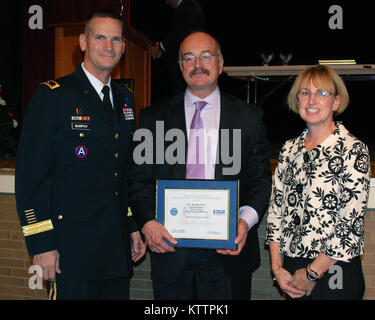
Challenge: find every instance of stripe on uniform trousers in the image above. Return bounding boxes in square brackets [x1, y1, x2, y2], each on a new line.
[48, 281, 57, 300]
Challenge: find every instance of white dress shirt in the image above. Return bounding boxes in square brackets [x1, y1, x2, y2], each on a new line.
[184, 88, 259, 230]
[81, 62, 114, 108]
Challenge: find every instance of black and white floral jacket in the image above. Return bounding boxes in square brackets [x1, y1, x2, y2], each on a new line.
[266, 122, 371, 262]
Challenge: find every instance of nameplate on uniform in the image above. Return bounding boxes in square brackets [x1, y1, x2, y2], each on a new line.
[71, 122, 91, 131]
[71, 115, 91, 131]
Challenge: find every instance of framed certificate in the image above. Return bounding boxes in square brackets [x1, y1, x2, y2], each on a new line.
[156, 179, 239, 249]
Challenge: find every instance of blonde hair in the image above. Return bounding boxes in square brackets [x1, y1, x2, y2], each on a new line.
[287, 65, 349, 116]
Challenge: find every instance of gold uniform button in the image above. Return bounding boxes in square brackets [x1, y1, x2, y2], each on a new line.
[127, 207, 132, 217]
[79, 132, 85, 138]
[115, 152, 119, 159]
[114, 133, 120, 139]
[114, 172, 119, 177]
[115, 192, 119, 197]
[57, 214, 63, 220]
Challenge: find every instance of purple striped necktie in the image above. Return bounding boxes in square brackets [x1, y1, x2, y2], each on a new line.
[186, 101, 207, 179]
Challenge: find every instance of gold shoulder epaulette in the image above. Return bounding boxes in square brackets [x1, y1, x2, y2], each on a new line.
[40, 80, 60, 90]
[126, 86, 134, 94]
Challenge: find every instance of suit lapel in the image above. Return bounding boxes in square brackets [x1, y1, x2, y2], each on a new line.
[215, 93, 237, 180]
[111, 84, 123, 126]
[165, 95, 188, 179]
[167, 94, 188, 137]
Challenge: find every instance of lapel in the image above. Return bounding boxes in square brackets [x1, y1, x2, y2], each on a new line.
[165, 94, 188, 179]
[111, 83, 124, 126]
[215, 92, 237, 180]
[167, 94, 187, 137]
[73, 66, 115, 127]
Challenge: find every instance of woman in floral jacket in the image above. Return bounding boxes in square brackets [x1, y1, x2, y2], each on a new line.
[266, 65, 370, 299]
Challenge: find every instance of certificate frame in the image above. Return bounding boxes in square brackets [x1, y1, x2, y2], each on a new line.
[156, 179, 239, 249]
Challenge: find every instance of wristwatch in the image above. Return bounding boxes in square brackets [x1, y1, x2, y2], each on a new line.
[306, 263, 323, 281]
[305, 269, 317, 281]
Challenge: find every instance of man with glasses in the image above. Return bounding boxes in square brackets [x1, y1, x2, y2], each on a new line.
[130, 31, 272, 299]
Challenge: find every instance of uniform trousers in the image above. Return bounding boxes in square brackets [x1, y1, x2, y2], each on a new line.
[46, 276, 130, 300]
[152, 249, 252, 300]
[283, 255, 365, 300]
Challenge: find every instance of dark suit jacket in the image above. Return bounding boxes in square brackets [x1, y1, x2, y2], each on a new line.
[130, 91, 272, 284]
[15, 66, 138, 281]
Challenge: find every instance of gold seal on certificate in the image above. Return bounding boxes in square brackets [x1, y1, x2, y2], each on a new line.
[156, 180, 238, 249]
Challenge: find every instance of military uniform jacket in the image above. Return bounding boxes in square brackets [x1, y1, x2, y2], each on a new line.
[15, 66, 138, 281]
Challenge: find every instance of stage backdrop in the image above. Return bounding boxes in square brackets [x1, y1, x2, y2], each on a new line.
[21, 0, 131, 115]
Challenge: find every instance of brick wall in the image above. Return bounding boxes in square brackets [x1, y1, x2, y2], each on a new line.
[130, 253, 154, 299]
[0, 194, 46, 299]
[363, 209, 375, 299]
[1, 191, 374, 300]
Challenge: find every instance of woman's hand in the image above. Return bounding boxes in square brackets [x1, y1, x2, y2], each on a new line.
[292, 268, 316, 296]
[275, 267, 306, 299]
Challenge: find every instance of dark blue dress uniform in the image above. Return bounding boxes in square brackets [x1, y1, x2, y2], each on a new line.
[15, 66, 138, 290]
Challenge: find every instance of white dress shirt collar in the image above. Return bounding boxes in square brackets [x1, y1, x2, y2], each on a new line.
[184, 87, 220, 111]
[81, 63, 113, 104]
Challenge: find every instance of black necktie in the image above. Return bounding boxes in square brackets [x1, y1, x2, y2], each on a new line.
[101, 85, 113, 114]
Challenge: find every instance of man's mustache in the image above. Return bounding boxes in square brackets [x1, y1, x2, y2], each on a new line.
[189, 67, 210, 77]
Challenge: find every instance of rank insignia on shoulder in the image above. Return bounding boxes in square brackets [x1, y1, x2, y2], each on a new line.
[126, 87, 134, 94]
[40, 80, 60, 90]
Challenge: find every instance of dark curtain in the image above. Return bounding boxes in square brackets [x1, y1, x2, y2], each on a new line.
[21, 0, 131, 115]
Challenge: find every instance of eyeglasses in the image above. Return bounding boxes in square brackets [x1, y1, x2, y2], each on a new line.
[180, 52, 217, 66]
[298, 89, 335, 100]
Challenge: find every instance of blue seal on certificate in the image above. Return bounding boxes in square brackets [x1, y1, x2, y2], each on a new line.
[156, 179, 238, 250]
